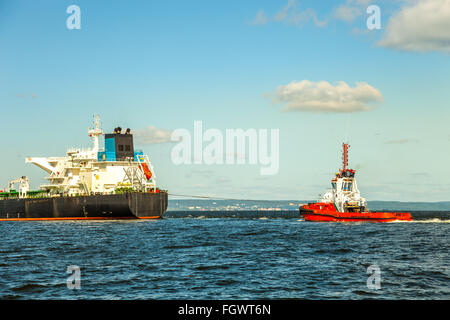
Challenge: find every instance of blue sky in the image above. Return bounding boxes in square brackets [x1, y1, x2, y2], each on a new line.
[1, 0, 450, 201]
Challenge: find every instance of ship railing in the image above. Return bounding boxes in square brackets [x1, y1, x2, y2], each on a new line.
[67, 147, 94, 153]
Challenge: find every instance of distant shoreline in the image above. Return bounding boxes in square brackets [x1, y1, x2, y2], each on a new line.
[167, 199, 450, 211]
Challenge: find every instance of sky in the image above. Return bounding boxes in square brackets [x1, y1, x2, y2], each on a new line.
[1, 0, 450, 201]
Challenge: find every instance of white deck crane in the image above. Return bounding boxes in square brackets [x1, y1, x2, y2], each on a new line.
[8, 176, 30, 198]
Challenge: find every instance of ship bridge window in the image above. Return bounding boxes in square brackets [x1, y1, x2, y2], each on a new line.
[125, 145, 131, 151]
[118, 145, 124, 151]
[342, 182, 353, 191]
[331, 182, 336, 189]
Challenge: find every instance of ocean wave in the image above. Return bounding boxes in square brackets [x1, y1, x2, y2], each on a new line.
[11, 283, 48, 292]
[194, 265, 230, 271]
[389, 219, 450, 223]
[1, 211, 449, 300]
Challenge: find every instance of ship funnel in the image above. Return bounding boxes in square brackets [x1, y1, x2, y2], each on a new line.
[99, 128, 135, 161]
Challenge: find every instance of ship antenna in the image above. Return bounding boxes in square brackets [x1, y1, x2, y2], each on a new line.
[93, 114, 101, 130]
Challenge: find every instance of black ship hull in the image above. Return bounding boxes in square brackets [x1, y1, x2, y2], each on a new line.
[0, 192, 168, 221]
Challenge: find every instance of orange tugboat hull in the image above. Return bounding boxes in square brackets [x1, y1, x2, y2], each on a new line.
[300, 203, 412, 223]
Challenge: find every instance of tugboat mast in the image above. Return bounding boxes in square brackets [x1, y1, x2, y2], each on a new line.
[342, 143, 349, 172]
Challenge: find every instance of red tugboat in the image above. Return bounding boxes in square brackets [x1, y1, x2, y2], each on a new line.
[300, 143, 412, 222]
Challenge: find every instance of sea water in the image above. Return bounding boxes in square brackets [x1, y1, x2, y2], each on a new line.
[0, 209, 448, 299]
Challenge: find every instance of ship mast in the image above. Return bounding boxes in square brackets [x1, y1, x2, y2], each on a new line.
[88, 114, 103, 153]
[342, 143, 349, 171]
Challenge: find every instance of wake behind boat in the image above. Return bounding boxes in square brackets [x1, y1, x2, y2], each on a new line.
[300, 143, 412, 222]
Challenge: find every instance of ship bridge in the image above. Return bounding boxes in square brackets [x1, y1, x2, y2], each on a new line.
[321, 143, 367, 213]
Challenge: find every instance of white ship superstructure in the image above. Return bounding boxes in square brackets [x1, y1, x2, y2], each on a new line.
[26, 115, 157, 196]
[319, 143, 367, 213]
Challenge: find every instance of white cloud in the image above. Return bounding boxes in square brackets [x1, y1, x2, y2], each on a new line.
[250, 10, 269, 25]
[274, 0, 294, 22]
[250, 0, 380, 29]
[333, 0, 375, 23]
[271, 80, 383, 113]
[274, 0, 327, 27]
[274, 0, 327, 28]
[334, 5, 361, 23]
[379, 0, 450, 53]
[16, 91, 37, 99]
[350, 0, 373, 5]
[133, 126, 173, 144]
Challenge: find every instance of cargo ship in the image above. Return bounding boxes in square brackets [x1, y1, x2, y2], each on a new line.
[0, 116, 168, 221]
[300, 143, 412, 222]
